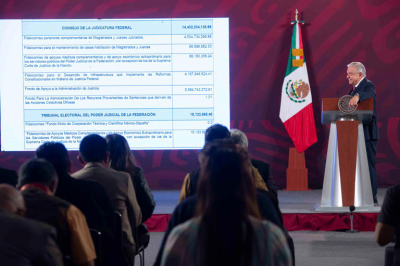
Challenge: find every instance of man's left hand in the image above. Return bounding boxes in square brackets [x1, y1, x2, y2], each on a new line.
[349, 95, 359, 107]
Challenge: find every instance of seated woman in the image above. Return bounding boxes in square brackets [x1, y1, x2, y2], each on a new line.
[161, 140, 292, 266]
[105, 134, 155, 249]
[106, 134, 155, 222]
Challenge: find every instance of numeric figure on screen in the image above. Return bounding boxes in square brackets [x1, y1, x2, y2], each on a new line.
[347, 62, 379, 204]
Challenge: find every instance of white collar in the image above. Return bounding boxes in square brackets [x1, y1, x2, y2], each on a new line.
[355, 77, 365, 88]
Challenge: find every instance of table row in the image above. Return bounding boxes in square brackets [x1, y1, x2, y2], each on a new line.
[24, 128, 207, 149]
[24, 108, 215, 121]
[23, 72, 214, 86]
[24, 85, 213, 96]
[23, 34, 214, 45]
[23, 54, 214, 72]
[24, 94, 214, 109]
[23, 20, 214, 36]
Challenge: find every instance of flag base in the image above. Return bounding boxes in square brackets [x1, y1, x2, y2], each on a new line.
[285, 148, 311, 191]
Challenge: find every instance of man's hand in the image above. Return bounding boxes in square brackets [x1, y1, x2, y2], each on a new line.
[349, 95, 359, 107]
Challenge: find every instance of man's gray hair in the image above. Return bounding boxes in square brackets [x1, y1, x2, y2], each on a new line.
[347, 62, 366, 78]
[230, 129, 248, 148]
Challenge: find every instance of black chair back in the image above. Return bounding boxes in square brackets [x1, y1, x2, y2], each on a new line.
[90, 228, 103, 266]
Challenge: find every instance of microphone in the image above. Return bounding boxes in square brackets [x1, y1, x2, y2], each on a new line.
[346, 205, 359, 233]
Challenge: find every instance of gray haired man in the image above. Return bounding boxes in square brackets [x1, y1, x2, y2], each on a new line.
[230, 129, 278, 201]
[346, 62, 379, 204]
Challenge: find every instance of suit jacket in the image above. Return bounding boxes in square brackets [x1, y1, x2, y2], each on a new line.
[349, 78, 379, 141]
[72, 162, 142, 247]
[0, 210, 63, 266]
[56, 173, 115, 237]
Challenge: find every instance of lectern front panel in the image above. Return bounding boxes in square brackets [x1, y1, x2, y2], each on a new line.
[337, 121, 358, 206]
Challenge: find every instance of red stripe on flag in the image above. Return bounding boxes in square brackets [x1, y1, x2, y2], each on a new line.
[283, 103, 317, 153]
[298, 23, 303, 60]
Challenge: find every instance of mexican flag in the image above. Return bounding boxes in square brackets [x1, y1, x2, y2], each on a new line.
[279, 20, 317, 153]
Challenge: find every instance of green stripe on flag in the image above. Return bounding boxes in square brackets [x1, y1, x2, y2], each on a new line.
[285, 22, 305, 76]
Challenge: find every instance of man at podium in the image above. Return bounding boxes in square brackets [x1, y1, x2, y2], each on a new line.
[347, 62, 379, 204]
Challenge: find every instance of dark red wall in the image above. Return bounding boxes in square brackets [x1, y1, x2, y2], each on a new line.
[1, 0, 399, 190]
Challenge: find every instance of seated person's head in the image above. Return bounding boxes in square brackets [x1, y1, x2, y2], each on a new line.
[0, 184, 26, 216]
[105, 134, 136, 171]
[197, 139, 259, 218]
[78, 134, 109, 164]
[18, 159, 58, 195]
[35, 142, 71, 176]
[195, 140, 261, 265]
[204, 124, 230, 142]
[230, 129, 248, 149]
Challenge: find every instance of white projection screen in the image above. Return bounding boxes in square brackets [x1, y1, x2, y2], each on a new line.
[0, 18, 229, 151]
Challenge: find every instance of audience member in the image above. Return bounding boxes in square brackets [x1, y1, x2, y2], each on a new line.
[154, 140, 284, 266]
[230, 129, 278, 200]
[72, 134, 142, 265]
[161, 140, 292, 266]
[36, 142, 115, 237]
[106, 134, 155, 222]
[19, 158, 96, 266]
[0, 184, 63, 266]
[0, 166, 18, 186]
[376, 185, 400, 246]
[178, 124, 268, 203]
[230, 129, 295, 265]
[106, 133, 155, 249]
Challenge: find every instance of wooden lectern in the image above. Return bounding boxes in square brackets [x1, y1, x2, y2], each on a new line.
[315, 98, 380, 212]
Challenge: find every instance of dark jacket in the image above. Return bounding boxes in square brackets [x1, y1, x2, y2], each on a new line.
[0, 167, 18, 187]
[126, 166, 155, 223]
[349, 78, 379, 141]
[56, 173, 115, 237]
[188, 168, 201, 198]
[0, 209, 63, 266]
[251, 158, 278, 201]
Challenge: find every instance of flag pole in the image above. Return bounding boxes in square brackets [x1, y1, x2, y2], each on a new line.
[283, 9, 312, 191]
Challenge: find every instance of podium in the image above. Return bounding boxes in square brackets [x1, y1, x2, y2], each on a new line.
[315, 98, 380, 212]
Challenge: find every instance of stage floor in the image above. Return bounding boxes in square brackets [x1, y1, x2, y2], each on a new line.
[152, 188, 388, 214]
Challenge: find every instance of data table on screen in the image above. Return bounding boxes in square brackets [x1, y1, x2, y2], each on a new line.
[0, 18, 229, 151]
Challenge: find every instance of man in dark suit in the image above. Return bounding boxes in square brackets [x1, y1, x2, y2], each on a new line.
[35, 142, 115, 237]
[0, 184, 63, 266]
[72, 134, 142, 265]
[348, 62, 379, 204]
